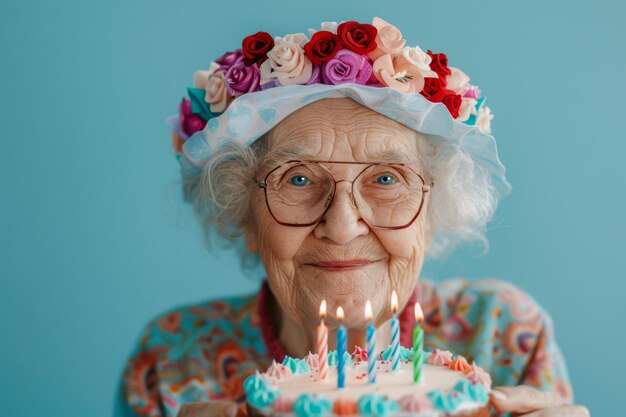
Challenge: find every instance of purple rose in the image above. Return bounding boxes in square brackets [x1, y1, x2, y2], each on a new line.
[321, 49, 373, 85]
[179, 99, 206, 137]
[305, 65, 322, 85]
[225, 61, 261, 97]
[215, 49, 244, 72]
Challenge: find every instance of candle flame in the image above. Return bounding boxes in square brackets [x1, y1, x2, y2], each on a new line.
[364, 300, 373, 321]
[414, 302, 424, 322]
[319, 300, 327, 319]
[336, 306, 345, 321]
[391, 291, 398, 313]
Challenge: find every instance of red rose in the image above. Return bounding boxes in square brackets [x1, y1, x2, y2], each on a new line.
[421, 77, 445, 100]
[336, 21, 378, 55]
[427, 50, 451, 80]
[429, 88, 462, 119]
[242, 31, 274, 65]
[304, 31, 342, 65]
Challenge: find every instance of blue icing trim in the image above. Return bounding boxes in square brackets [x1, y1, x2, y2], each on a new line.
[327, 350, 353, 366]
[453, 380, 489, 404]
[281, 356, 310, 374]
[293, 394, 331, 417]
[381, 346, 412, 361]
[423, 350, 432, 364]
[244, 372, 280, 409]
[357, 394, 400, 417]
[427, 390, 462, 414]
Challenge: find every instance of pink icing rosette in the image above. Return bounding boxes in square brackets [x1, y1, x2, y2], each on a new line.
[398, 394, 432, 413]
[427, 349, 454, 366]
[351, 346, 368, 362]
[272, 396, 295, 413]
[466, 363, 492, 389]
[304, 352, 320, 372]
[265, 360, 293, 381]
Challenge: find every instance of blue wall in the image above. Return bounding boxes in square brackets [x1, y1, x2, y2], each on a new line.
[1, 1, 623, 416]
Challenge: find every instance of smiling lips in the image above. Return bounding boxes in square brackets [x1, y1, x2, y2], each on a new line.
[307, 259, 375, 271]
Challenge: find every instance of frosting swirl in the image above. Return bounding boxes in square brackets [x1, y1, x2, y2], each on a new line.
[304, 352, 320, 372]
[265, 360, 293, 381]
[273, 396, 295, 413]
[397, 394, 432, 413]
[244, 371, 280, 409]
[282, 356, 310, 374]
[466, 363, 492, 389]
[448, 355, 472, 373]
[453, 379, 489, 404]
[381, 346, 411, 362]
[427, 349, 453, 366]
[332, 397, 359, 416]
[426, 390, 462, 414]
[293, 394, 332, 417]
[328, 350, 353, 367]
[357, 394, 400, 417]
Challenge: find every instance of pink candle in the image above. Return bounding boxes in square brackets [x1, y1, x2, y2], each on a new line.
[317, 300, 328, 380]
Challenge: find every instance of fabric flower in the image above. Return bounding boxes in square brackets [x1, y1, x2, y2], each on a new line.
[446, 67, 470, 96]
[369, 17, 405, 60]
[215, 49, 244, 72]
[179, 98, 206, 137]
[242, 31, 274, 65]
[463, 85, 481, 100]
[429, 88, 463, 119]
[225, 61, 261, 97]
[372, 53, 425, 93]
[337, 21, 378, 55]
[427, 50, 451, 80]
[260, 35, 313, 85]
[304, 31, 342, 65]
[476, 105, 494, 134]
[457, 98, 478, 122]
[205, 70, 232, 113]
[401, 46, 438, 78]
[421, 77, 444, 100]
[193, 62, 220, 90]
[322, 49, 372, 85]
[308, 21, 339, 37]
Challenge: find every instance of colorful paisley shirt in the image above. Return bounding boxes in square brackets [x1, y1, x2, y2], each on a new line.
[115, 279, 573, 417]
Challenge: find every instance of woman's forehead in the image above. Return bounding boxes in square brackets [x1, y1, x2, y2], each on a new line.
[266, 99, 420, 163]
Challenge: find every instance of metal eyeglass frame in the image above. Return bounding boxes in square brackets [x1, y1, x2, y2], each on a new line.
[255, 160, 434, 230]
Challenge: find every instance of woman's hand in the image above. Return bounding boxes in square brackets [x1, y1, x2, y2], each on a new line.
[177, 400, 238, 417]
[490, 386, 589, 416]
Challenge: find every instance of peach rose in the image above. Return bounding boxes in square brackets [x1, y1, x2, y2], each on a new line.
[260, 34, 313, 85]
[446, 67, 471, 95]
[476, 105, 494, 134]
[457, 98, 478, 122]
[372, 53, 425, 93]
[204, 70, 232, 113]
[193, 62, 220, 90]
[308, 21, 339, 37]
[369, 17, 406, 60]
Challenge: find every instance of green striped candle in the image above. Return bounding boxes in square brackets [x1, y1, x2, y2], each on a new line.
[412, 303, 424, 384]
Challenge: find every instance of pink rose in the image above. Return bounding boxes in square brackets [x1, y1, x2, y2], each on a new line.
[372, 53, 425, 93]
[369, 17, 406, 60]
[260, 34, 313, 85]
[204, 70, 232, 113]
[446, 67, 471, 95]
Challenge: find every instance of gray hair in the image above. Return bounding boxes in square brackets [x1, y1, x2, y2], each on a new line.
[183, 133, 501, 265]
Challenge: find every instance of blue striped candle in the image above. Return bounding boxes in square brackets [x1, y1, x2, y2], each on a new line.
[337, 306, 347, 389]
[364, 300, 377, 384]
[390, 291, 400, 371]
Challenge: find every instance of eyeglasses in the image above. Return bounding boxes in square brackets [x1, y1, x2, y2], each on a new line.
[255, 160, 434, 229]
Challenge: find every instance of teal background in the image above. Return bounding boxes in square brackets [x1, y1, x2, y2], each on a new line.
[1, 0, 623, 416]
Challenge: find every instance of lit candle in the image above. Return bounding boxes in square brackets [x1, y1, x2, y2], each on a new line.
[412, 302, 424, 384]
[364, 300, 376, 384]
[336, 306, 347, 388]
[317, 300, 328, 380]
[390, 291, 400, 371]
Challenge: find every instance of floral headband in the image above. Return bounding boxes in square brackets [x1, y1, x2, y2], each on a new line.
[170, 18, 509, 199]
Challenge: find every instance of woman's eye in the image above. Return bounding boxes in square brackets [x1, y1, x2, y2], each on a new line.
[376, 175, 395, 185]
[289, 175, 310, 186]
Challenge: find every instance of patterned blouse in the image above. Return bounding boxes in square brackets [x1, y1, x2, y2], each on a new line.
[116, 278, 573, 417]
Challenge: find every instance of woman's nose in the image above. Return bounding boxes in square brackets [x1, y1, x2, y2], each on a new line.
[313, 182, 369, 244]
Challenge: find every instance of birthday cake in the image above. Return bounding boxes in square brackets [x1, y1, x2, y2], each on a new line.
[244, 347, 492, 417]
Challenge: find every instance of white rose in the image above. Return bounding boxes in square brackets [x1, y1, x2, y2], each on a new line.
[308, 21, 339, 37]
[457, 98, 478, 122]
[260, 36, 313, 85]
[204, 70, 231, 113]
[447, 67, 470, 95]
[193, 62, 220, 89]
[400, 46, 438, 78]
[476, 105, 494, 134]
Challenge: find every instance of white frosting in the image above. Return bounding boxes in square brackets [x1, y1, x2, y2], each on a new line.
[264, 359, 486, 416]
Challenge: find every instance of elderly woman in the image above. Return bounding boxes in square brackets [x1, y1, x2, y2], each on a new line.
[119, 18, 588, 417]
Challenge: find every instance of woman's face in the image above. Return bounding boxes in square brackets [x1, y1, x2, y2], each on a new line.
[246, 98, 432, 329]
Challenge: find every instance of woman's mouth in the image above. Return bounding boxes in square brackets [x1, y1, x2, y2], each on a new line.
[306, 259, 376, 272]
